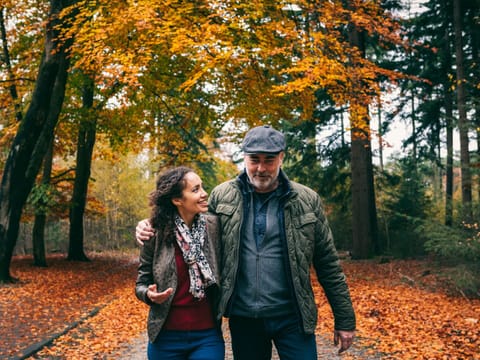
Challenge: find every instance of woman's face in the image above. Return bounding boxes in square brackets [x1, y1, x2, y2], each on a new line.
[173, 172, 208, 222]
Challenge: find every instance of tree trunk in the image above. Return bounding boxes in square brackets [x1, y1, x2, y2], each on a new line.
[348, 17, 378, 259]
[32, 138, 54, 267]
[441, 3, 454, 226]
[0, 6, 22, 122]
[350, 104, 378, 258]
[410, 88, 417, 165]
[445, 91, 454, 226]
[377, 100, 384, 172]
[0, 0, 77, 282]
[67, 75, 96, 261]
[470, 3, 480, 209]
[32, 215, 48, 267]
[453, 0, 473, 221]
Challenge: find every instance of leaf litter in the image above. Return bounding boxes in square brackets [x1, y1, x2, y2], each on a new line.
[1, 253, 478, 359]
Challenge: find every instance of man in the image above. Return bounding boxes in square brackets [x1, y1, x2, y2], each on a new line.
[136, 125, 356, 360]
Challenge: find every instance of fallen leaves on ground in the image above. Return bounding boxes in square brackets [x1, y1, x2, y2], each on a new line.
[314, 260, 480, 359]
[0, 251, 147, 359]
[1, 253, 479, 359]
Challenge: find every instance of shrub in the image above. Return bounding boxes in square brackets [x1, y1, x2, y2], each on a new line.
[420, 221, 480, 262]
[417, 221, 480, 297]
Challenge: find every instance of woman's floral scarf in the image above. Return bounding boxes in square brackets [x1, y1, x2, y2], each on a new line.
[174, 214, 216, 299]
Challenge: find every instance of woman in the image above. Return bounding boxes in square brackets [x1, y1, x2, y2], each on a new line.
[135, 166, 224, 360]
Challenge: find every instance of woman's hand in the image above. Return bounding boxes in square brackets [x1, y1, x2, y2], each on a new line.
[147, 284, 173, 304]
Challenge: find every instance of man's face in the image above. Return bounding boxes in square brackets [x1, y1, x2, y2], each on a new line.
[244, 152, 284, 193]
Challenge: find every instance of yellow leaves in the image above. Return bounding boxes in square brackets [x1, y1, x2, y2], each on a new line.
[60, 0, 163, 85]
[5, 0, 412, 135]
[0, 121, 20, 147]
[48, 0, 411, 129]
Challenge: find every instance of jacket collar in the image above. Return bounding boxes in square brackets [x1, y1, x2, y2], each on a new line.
[236, 169, 292, 199]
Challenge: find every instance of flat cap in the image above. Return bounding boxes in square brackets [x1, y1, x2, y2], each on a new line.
[242, 125, 285, 154]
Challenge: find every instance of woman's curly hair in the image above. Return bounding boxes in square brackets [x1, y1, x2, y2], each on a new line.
[148, 166, 193, 243]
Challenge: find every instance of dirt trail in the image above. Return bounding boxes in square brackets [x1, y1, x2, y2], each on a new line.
[118, 327, 380, 360]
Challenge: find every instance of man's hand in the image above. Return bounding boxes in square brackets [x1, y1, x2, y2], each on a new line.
[334, 329, 355, 354]
[147, 284, 173, 304]
[136, 219, 154, 245]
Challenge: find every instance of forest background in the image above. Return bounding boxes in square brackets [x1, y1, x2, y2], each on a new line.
[0, 0, 478, 299]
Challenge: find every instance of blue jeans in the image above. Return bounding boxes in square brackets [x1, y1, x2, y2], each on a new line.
[147, 328, 224, 360]
[229, 315, 317, 360]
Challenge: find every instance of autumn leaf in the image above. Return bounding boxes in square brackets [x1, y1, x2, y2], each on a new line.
[313, 260, 480, 359]
[1, 254, 478, 359]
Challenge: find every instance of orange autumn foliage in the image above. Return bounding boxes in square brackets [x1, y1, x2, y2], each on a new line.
[313, 261, 480, 359]
[1, 254, 478, 359]
[0, 252, 146, 359]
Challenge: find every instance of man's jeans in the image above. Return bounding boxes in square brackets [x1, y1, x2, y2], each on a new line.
[147, 328, 224, 360]
[229, 315, 317, 360]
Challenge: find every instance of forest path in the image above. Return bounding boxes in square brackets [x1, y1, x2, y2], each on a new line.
[118, 323, 381, 360]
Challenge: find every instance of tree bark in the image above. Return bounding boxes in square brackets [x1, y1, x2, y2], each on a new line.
[67, 75, 96, 261]
[0, 0, 77, 282]
[0, 6, 22, 122]
[377, 100, 384, 172]
[444, 89, 454, 226]
[350, 105, 378, 258]
[348, 15, 378, 259]
[32, 138, 54, 267]
[453, 0, 473, 221]
[469, 2, 480, 208]
[410, 88, 417, 165]
[441, 2, 454, 226]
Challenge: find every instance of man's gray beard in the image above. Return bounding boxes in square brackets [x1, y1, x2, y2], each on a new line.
[246, 169, 280, 192]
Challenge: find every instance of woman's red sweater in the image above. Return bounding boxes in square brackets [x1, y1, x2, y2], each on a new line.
[163, 244, 215, 330]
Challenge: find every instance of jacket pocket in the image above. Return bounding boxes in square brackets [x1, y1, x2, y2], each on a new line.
[215, 203, 236, 216]
[293, 212, 316, 228]
[291, 212, 317, 254]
